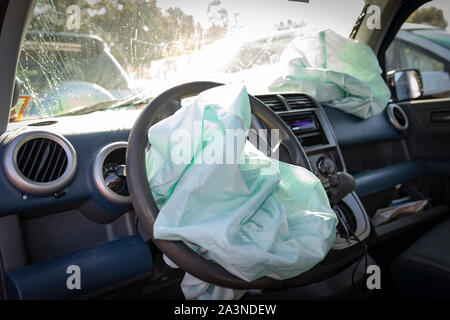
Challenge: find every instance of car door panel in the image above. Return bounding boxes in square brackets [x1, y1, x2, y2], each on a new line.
[400, 98, 450, 158]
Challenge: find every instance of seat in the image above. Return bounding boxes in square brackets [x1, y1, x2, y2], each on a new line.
[391, 218, 450, 299]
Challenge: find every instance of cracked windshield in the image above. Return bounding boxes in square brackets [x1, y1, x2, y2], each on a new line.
[12, 0, 364, 121]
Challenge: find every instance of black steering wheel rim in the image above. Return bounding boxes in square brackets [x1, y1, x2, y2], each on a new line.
[126, 81, 311, 290]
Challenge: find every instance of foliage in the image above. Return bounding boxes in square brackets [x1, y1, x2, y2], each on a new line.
[29, 0, 203, 71]
[407, 6, 448, 29]
[274, 19, 306, 31]
[204, 0, 229, 44]
[27, 0, 307, 74]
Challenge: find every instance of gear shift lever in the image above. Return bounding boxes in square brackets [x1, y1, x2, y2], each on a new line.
[327, 172, 355, 204]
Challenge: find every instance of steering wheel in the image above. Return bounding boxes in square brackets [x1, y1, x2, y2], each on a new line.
[126, 81, 311, 289]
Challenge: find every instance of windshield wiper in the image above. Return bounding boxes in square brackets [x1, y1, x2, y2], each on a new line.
[56, 96, 151, 117]
[56, 99, 122, 117]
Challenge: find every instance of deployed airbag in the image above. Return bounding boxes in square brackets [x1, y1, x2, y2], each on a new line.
[270, 30, 391, 119]
[146, 84, 337, 299]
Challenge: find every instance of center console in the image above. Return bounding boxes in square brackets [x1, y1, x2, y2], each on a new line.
[256, 93, 371, 249]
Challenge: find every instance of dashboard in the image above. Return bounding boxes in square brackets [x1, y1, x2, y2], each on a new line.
[0, 92, 373, 249]
[1, 90, 417, 299]
[0, 110, 137, 222]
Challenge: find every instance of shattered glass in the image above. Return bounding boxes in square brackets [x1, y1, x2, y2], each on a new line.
[12, 0, 364, 122]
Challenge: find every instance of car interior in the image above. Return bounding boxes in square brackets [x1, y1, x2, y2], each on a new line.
[0, 0, 449, 300]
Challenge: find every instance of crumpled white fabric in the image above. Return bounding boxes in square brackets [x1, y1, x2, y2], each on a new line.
[146, 84, 337, 299]
[163, 255, 246, 300]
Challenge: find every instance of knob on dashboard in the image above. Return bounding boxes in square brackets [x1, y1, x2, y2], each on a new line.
[317, 157, 336, 177]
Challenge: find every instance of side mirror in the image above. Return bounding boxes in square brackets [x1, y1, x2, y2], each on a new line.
[387, 69, 423, 101]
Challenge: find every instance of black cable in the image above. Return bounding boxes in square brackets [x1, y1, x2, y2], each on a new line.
[350, 237, 368, 300]
[135, 215, 140, 235]
[0, 248, 7, 300]
[336, 217, 369, 300]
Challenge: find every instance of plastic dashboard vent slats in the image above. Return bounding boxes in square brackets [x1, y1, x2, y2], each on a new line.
[283, 94, 316, 110]
[257, 95, 287, 112]
[16, 138, 68, 183]
[257, 93, 328, 147]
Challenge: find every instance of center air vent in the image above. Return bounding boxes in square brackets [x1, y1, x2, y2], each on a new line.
[257, 94, 317, 112]
[256, 95, 287, 112]
[3, 131, 77, 195]
[283, 94, 316, 110]
[257, 93, 327, 148]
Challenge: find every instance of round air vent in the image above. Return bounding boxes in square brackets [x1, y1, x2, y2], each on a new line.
[93, 142, 130, 204]
[3, 131, 77, 195]
[388, 104, 409, 132]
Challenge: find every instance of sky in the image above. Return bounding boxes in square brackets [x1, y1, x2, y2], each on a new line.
[157, 0, 450, 35]
[157, 0, 366, 37]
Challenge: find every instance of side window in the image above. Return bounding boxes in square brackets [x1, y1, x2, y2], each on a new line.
[387, 39, 446, 72]
[385, 0, 450, 97]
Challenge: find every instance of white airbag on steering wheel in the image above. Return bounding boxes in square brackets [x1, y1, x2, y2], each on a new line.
[146, 84, 337, 299]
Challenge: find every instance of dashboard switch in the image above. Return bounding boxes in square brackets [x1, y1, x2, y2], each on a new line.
[317, 157, 337, 177]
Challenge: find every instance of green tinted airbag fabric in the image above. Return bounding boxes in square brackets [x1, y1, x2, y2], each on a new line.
[270, 30, 391, 119]
[146, 84, 337, 299]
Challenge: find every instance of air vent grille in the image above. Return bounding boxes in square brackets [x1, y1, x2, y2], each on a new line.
[257, 95, 286, 112]
[16, 138, 68, 183]
[3, 131, 77, 195]
[283, 94, 315, 109]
